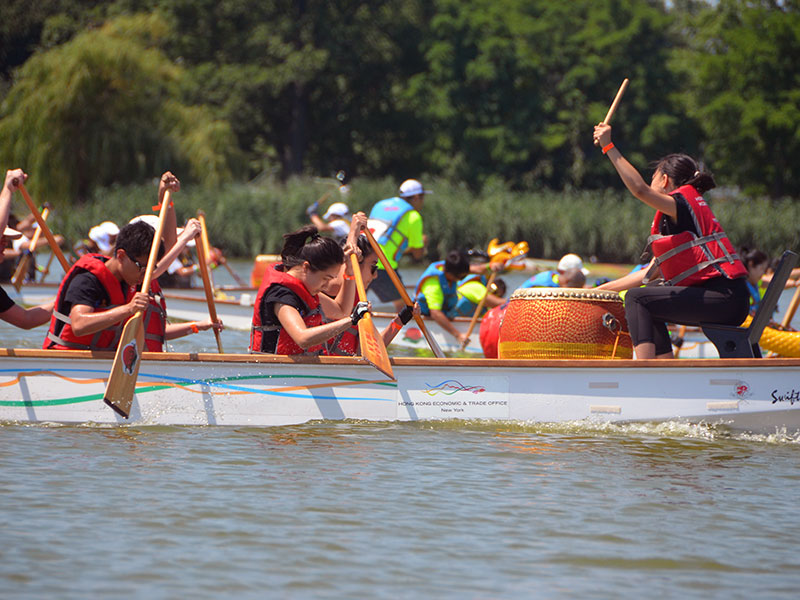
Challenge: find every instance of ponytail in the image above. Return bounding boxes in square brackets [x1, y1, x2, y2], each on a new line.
[281, 225, 344, 271]
[654, 153, 717, 194]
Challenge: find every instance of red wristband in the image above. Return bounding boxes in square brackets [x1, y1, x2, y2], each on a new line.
[190, 322, 199, 334]
[343, 273, 355, 281]
[602, 142, 615, 155]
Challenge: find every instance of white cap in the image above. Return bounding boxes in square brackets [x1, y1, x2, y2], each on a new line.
[323, 202, 350, 220]
[128, 214, 159, 229]
[399, 179, 432, 198]
[3, 226, 22, 240]
[88, 221, 120, 254]
[557, 253, 589, 275]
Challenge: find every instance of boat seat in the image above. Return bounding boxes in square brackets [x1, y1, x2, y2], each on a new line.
[701, 250, 798, 358]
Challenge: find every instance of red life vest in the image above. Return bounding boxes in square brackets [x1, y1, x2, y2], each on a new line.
[250, 264, 328, 355]
[327, 298, 360, 356]
[648, 185, 747, 286]
[45, 254, 133, 350]
[45, 254, 168, 351]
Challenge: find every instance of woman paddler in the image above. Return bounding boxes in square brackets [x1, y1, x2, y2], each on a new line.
[593, 123, 749, 359]
[249, 221, 370, 355]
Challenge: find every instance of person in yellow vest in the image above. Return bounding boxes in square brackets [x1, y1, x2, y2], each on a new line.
[368, 179, 429, 310]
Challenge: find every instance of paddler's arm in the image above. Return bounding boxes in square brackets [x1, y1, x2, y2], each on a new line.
[157, 171, 180, 252]
[68, 293, 149, 337]
[381, 302, 420, 345]
[593, 124, 677, 219]
[1, 169, 26, 232]
[165, 318, 224, 340]
[596, 259, 653, 292]
[152, 218, 201, 279]
[0, 299, 53, 329]
[275, 302, 362, 350]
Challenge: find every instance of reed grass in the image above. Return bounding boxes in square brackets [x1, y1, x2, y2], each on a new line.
[41, 178, 799, 264]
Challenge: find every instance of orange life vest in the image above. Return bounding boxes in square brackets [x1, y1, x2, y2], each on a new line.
[648, 185, 747, 286]
[250, 264, 328, 355]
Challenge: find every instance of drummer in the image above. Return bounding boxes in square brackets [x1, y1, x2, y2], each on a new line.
[593, 123, 749, 359]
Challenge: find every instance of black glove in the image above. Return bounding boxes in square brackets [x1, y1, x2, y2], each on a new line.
[397, 304, 414, 325]
[306, 201, 320, 217]
[351, 301, 370, 325]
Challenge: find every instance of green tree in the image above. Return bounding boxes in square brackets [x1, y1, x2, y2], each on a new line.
[152, 0, 430, 180]
[402, 0, 693, 190]
[674, 0, 800, 197]
[0, 11, 238, 204]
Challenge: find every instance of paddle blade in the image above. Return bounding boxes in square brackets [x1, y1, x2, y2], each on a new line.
[103, 313, 145, 418]
[358, 314, 394, 380]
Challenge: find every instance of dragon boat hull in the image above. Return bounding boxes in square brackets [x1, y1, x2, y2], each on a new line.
[2, 349, 799, 433]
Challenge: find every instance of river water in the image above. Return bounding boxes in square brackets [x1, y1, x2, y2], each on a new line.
[2, 260, 800, 598]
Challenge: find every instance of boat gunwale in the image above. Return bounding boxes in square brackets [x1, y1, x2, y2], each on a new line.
[3, 347, 799, 370]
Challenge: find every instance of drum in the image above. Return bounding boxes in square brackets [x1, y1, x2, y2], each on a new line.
[498, 288, 633, 359]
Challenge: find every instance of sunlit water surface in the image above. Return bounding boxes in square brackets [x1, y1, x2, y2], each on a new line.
[2, 261, 800, 598]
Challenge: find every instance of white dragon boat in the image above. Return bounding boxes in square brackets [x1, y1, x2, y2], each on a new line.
[1, 348, 799, 433]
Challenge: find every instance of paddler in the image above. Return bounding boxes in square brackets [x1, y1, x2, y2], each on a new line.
[367, 178, 429, 311]
[448, 275, 507, 319]
[593, 123, 749, 359]
[414, 251, 472, 346]
[249, 221, 371, 355]
[0, 169, 54, 329]
[44, 173, 221, 351]
[519, 253, 589, 289]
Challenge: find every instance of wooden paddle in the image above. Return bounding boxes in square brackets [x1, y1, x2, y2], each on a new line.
[12, 205, 49, 292]
[193, 220, 224, 353]
[16, 183, 70, 273]
[103, 191, 173, 418]
[196, 210, 247, 287]
[315, 170, 347, 209]
[350, 253, 394, 379]
[364, 229, 445, 358]
[594, 78, 629, 145]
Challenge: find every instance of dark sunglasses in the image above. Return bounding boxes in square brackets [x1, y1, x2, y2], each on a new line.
[370, 263, 378, 275]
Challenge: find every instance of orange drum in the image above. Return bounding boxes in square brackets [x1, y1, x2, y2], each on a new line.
[498, 288, 633, 359]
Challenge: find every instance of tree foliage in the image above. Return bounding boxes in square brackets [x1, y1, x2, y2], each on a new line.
[0, 11, 239, 203]
[0, 0, 798, 200]
[674, 0, 800, 197]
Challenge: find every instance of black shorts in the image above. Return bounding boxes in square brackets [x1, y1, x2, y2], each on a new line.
[624, 277, 750, 355]
[370, 269, 403, 303]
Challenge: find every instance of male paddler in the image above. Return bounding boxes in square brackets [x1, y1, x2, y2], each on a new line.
[367, 178, 429, 311]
